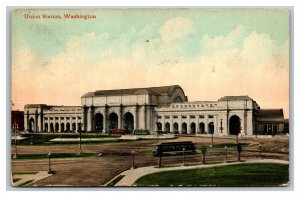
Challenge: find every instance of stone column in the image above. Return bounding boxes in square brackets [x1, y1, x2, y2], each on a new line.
[90, 106, 94, 132]
[117, 107, 122, 129]
[64, 117, 67, 132]
[35, 110, 38, 132]
[205, 116, 209, 134]
[226, 110, 229, 134]
[162, 115, 165, 131]
[244, 109, 248, 135]
[120, 104, 123, 129]
[58, 116, 61, 132]
[134, 104, 138, 130]
[154, 115, 158, 131]
[75, 116, 78, 133]
[247, 111, 253, 135]
[82, 106, 87, 132]
[170, 115, 174, 133]
[25, 111, 29, 131]
[146, 106, 151, 130]
[178, 116, 182, 134]
[143, 105, 147, 130]
[196, 116, 200, 135]
[214, 115, 218, 134]
[103, 105, 108, 133]
[187, 115, 191, 134]
[40, 109, 43, 132]
[87, 108, 92, 132]
[240, 116, 245, 135]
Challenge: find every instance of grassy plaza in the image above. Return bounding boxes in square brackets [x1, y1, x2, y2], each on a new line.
[134, 163, 289, 187]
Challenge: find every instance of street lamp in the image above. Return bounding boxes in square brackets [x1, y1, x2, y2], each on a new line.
[131, 150, 135, 169]
[182, 147, 186, 166]
[155, 121, 159, 142]
[47, 152, 53, 174]
[13, 121, 18, 159]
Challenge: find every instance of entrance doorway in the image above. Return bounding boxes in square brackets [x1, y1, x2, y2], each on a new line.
[229, 115, 241, 135]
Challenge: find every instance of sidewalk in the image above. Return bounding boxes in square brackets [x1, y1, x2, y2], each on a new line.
[111, 159, 289, 186]
[12, 171, 53, 187]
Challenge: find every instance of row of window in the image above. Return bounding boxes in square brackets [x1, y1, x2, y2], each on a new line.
[44, 116, 82, 120]
[172, 103, 218, 109]
[158, 115, 214, 119]
[49, 108, 81, 112]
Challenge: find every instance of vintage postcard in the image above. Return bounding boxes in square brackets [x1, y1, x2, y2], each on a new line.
[11, 8, 289, 187]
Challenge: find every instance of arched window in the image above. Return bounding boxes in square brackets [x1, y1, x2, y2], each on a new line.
[108, 113, 118, 130]
[190, 122, 196, 134]
[208, 122, 214, 134]
[182, 122, 187, 134]
[94, 113, 103, 131]
[229, 115, 241, 135]
[123, 112, 134, 132]
[199, 123, 205, 134]
[165, 122, 170, 132]
[44, 123, 48, 132]
[173, 122, 178, 132]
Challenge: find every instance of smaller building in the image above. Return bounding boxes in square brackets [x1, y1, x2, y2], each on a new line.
[255, 109, 286, 135]
[24, 104, 82, 133]
[11, 110, 24, 132]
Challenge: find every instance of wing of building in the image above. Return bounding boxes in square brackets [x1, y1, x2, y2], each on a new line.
[24, 85, 288, 136]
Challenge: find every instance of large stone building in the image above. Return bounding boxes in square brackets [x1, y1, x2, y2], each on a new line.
[24, 85, 287, 136]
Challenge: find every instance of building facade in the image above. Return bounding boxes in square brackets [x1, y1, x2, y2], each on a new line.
[12, 110, 24, 132]
[24, 85, 287, 136]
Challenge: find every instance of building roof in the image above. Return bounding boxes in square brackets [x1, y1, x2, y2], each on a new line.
[218, 95, 253, 101]
[24, 104, 48, 108]
[82, 85, 184, 98]
[256, 109, 284, 119]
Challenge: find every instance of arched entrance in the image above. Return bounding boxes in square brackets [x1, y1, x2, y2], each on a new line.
[123, 112, 134, 132]
[173, 122, 178, 133]
[199, 123, 205, 134]
[29, 118, 35, 132]
[229, 115, 241, 135]
[108, 113, 118, 130]
[50, 123, 54, 132]
[165, 122, 170, 132]
[208, 122, 214, 134]
[66, 123, 70, 131]
[55, 123, 59, 132]
[190, 122, 196, 134]
[44, 123, 48, 132]
[182, 122, 187, 134]
[72, 123, 76, 131]
[77, 122, 82, 131]
[94, 113, 103, 132]
[61, 123, 65, 132]
[157, 122, 162, 131]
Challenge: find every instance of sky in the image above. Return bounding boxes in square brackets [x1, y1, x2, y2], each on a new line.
[11, 9, 290, 117]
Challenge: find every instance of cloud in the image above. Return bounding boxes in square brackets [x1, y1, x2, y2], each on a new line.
[160, 16, 194, 43]
[200, 25, 245, 52]
[12, 21, 289, 117]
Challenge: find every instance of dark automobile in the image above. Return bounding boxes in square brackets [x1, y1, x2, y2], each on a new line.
[111, 129, 128, 135]
[152, 141, 196, 157]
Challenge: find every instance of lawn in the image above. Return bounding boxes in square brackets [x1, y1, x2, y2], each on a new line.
[12, 153, 97, 160]
[134, 163, 289, 187]
[12, 133, 160, 145]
